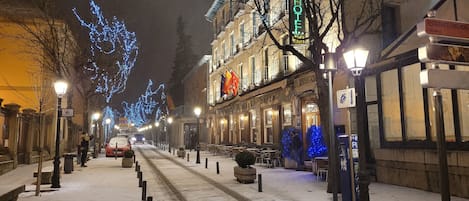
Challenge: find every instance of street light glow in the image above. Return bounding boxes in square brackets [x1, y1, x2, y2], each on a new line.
[167, 117, 173, 124]
[53, 80, 68, 97]
[155, 122, 159, 127]
[105, 118, 111, 124]
[194, 106, 201, 117]
[343, 48, 369, 76]
[92, 112, 101, 121]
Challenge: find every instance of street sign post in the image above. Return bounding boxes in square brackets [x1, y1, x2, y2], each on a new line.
[417, 16, 469, 201]
[417, 18, 469, 42]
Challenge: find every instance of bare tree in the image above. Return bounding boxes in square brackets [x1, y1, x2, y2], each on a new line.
[247, 0, 382, 196]
[0, 0, 90, 195]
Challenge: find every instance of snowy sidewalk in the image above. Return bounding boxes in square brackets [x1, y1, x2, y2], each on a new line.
[2, 145, 469, 201]
[0, 154, 141, 201]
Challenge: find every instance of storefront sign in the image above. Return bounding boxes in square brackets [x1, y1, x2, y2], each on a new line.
[289, 0, 305, 44]
[337, 88, 356, 108]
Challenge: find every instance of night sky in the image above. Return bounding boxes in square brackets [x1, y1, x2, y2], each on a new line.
[60, 0, 213, 108]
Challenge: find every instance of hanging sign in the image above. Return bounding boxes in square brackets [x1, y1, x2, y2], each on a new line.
[289, 0, 305, 44]
[337, 88, 356, 108]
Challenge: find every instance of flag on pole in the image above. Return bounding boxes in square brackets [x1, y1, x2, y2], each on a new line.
[223, 71, 232, 94]
[231, 71, 240, 96]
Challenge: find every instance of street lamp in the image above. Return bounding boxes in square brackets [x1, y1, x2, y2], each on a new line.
[321, 52, 339, 201]
[343, 47, 369, 201]
[51, 79, 68, 188]
[92, 112, 100, 158]
[154, 121, 160, 148]
[167, 117, 173, 153]
[194, 107, 202, 164]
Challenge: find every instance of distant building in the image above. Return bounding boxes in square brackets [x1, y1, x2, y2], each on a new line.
[170, 56, 211, 149]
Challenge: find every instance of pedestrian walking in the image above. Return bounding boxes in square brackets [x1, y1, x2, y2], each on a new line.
[80, 132, 93, 167]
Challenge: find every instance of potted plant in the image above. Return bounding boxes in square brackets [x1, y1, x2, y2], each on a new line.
[281, 127, 304, 169]
[177, 147, 186, 158]
[233, 151, 256, 183]
[122, 149, 134, 168]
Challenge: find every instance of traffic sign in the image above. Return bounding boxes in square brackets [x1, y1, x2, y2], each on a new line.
[418, 43, 469, 65]
[417, 18, 469, 42]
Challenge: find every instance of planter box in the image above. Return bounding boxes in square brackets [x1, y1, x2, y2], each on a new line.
[234, 166, 256, 184]
[177, 150, 186, 158]
[284, 158, 298, 169]
[121, 158, 133, 168]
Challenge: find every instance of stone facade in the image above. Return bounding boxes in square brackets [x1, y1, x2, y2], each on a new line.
[375, 149, 469, 198]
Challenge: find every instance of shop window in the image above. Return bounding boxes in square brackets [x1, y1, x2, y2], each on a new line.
[457, 66, 469, 142]
[264, 108, 273, 143]
[381, 69, 402, 141]
[250, 110, 257, 143]
[365, 76, 377, 102]
[427, 64, 455, 142]
[283, 104, 292, 126]
[402, 63, 426, 140]
[367, 105, 380, 150]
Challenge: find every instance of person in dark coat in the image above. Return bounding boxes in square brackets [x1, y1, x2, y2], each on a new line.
[80, 132, 93, 167]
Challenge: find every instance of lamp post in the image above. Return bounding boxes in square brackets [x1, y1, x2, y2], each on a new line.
[194, 107, 201, 164]
[51, 80, 68, 188]
[321, 52, 339, 201]
[105, 118, 111, 142]
[167, 117, 173, 153]
[154, 122, 160, 148]
[343, 47, 370, 201]
[92, 112, 100, 158]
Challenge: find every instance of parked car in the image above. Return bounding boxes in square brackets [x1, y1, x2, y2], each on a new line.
[105, 136, 132, 157]
[130, 133, 145, 144]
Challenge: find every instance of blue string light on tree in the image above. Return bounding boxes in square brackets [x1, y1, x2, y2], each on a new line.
[281, 127, 303, 164]
[307, 125, 328, 158]
[73, 0, 139, 103]
[122, 80, 167, 127]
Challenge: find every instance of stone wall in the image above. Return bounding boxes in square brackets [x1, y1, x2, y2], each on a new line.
[375, 149, 469, 198]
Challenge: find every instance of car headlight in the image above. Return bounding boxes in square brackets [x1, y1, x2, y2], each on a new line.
[131, 137, 136, 141]
[142, 137, 145, 141]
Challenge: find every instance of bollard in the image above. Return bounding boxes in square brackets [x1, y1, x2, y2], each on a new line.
[137, 164, 141, 172]
[187, 153, 190, 162]
[142, 181, 147, 201]
[135, 161, 139, 171]
[216, 162, 220, 174]
[258, 174, 263, 192]
[147, 196, 153, 201]
[133, 154, 136, 163]
[138, 171, 143, 187]
[205, 158, 208, 169]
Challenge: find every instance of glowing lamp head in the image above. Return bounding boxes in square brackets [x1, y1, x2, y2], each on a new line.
[54, 80, 68, 98]
[194, 107, 201, 117]
[343, 48, 369, 76]
[167, 117, 173, 124]
[92, 112, 100, 121]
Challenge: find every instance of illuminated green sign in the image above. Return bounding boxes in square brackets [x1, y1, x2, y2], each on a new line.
[289, 0, 305, 44]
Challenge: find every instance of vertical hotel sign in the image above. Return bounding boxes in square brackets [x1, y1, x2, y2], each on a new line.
[289, 0, 305, 44]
